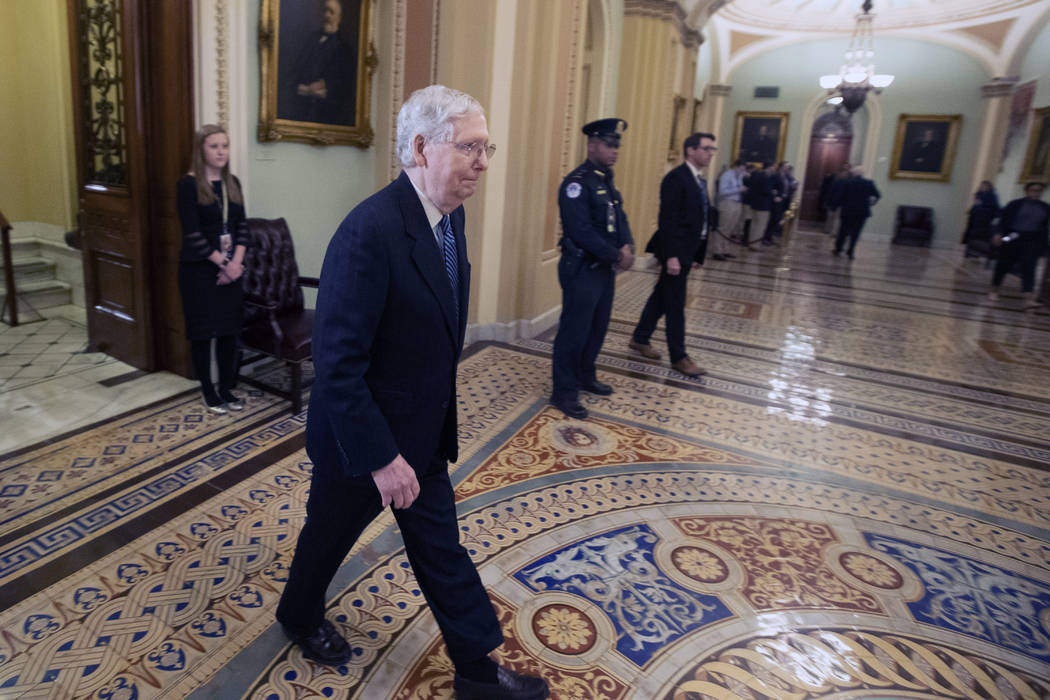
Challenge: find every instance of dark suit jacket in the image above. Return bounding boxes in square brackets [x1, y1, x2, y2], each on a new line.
[747, 170, 774, 211]
[306, 171, 470, 478]
[839, 177, 881, 219]
[650, 163, 710, 266]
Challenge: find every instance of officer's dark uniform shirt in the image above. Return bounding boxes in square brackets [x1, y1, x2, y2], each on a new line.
[558, 161, 633, 264]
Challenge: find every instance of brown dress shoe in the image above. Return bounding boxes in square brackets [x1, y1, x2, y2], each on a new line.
[628, 340, 662, 359]
[672, 356, 706, 377]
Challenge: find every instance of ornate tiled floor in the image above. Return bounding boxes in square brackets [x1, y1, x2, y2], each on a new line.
[1, 230, 1048, 699]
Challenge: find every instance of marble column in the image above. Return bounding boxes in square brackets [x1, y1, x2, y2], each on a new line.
[616, 0, 702, 235]
[969, 78, 1018, 197]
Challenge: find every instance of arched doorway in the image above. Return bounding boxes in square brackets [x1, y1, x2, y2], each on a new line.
[799, 110, 852, 225]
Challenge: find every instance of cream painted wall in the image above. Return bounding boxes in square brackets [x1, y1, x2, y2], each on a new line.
[995, 16, 1050, 201]
[239, 0, 379, 284]
[0, 0, 76, 229]
[723, 38, 989, 247]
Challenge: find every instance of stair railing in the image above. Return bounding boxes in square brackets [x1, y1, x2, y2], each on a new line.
[0, 208, 16, 327]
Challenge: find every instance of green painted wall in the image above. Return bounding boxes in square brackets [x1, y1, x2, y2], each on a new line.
[723, 37, 990, 248]
[241, 1, 380, 282]
[995, 17, 1050, 201]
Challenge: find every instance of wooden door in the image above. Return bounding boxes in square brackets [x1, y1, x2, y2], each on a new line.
[145, 1, 195, 377]
[800, 137, 851, 223]
[68, 0, 193, 373]
[68, 0, 152, 368]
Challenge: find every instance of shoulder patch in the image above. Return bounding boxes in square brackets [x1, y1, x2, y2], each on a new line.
[566, 182, 582, 199]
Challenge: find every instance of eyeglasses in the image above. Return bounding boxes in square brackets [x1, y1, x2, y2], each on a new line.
[699, 146, 718, 152]
[454, 141, 497, 161]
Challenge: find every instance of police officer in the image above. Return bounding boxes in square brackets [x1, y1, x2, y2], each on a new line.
[550, 118, 635, 419]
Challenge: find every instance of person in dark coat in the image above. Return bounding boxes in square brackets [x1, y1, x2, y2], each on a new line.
[275, 85, 548, 700]
[628, 132, 716, 377]
[176, 124, 249, 413]
[989, 182, 1050, 309]
[963, 180, 1001, 252]
[279, 0, 356, 125]
[832, 166, 881, 259]
[748, 162, 776, 245]
[549, 118, 635, 420]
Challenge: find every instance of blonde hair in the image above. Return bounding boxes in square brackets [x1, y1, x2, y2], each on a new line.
[189, 124, 243, 205]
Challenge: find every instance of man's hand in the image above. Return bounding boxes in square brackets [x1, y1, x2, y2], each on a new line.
[217, 268, 233, 285]
[372, 454, 419, 509]
[617, 244, 635, 271]
[666, 256, 681, 276]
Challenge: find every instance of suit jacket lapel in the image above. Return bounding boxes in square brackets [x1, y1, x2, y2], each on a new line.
[394, 173, 459, 344]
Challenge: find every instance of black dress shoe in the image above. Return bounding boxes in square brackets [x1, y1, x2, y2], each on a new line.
[549, 397, 588, 419]
[581, 380, 613, 396]
[710, 253, 728, 260]
[454, 665, 550, 700]
[283, 619, 351, 666]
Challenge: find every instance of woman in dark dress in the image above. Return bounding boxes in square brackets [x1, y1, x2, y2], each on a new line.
[177, 124, 249, 413]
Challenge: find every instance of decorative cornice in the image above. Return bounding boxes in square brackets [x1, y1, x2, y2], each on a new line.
[708, 83, 732, 97]
[981, 76, 1018, 98]
[624, 0, 702, 49]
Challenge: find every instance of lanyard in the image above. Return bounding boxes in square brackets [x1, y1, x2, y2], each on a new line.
[218, 180, 228, 233]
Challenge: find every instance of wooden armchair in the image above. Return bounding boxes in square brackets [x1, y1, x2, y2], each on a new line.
[239, 217, 317, 414]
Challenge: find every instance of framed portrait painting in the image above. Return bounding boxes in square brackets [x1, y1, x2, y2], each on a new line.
[889, 114, 961, 181]
[732, 112, 789, 168]
[258, 0, 375, 147]
[1019, 106, 1050, 183]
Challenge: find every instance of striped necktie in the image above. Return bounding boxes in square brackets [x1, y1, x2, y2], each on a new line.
[439, 215, 459, 322]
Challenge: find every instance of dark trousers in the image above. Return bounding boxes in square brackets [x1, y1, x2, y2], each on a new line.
[632, 265, 689, 363]
[190, 335, 238, 397]
[763, 200, 784, 240]
[993, 232, 1042, 292]
[551, 259, 614, 401]
[835, 214, 868, 255]
[275, 456, 503, 665]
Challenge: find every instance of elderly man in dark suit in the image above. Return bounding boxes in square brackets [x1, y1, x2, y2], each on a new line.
[832, 165, 881, 260]
[275, 85, 548, 700]
[628, 132, 716, 378]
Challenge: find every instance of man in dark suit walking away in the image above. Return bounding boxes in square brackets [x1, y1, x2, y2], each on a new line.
[275, 85, 548, 700]
[832, 165, 881, 260]
[628, 132, 716, 378]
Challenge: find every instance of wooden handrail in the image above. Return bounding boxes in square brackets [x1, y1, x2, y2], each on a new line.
[0, 208, 16, 326]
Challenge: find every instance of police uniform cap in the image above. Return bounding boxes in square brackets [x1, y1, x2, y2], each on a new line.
[583, 118, 627, 144]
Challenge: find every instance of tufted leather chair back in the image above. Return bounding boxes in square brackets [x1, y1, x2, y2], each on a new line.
[242, 218, 304, 323]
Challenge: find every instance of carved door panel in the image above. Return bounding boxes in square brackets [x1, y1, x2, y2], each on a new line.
[68, 0, 152, 368]
[68, 0, 193, 373]
[800, 137, 851, 223]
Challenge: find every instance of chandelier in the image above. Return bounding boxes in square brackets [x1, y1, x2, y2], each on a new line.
[818, 0, 894, 114]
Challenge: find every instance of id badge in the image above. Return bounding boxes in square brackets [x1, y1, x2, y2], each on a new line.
[220, 233, 232, 257]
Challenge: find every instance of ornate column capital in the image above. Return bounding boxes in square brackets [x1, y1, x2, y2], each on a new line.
[981, 77, 1019, 98]
[624, 0, 702, 48]
[708, 83, 731, 97]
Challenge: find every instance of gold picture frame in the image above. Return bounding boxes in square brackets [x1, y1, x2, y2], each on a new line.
[889, 114, 961, 181]
[668, 95, 688, 161]
[732, 111, 789, 168]
[258, 0, 376, 147]
[1019, 105, 1050, 183]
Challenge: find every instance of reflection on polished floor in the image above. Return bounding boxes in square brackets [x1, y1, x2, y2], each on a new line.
[1, 229, 1048, 699]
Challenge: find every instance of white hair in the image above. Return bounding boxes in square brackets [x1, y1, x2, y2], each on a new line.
[396, 85, 484, 168]
[850, 165, 865, 176]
